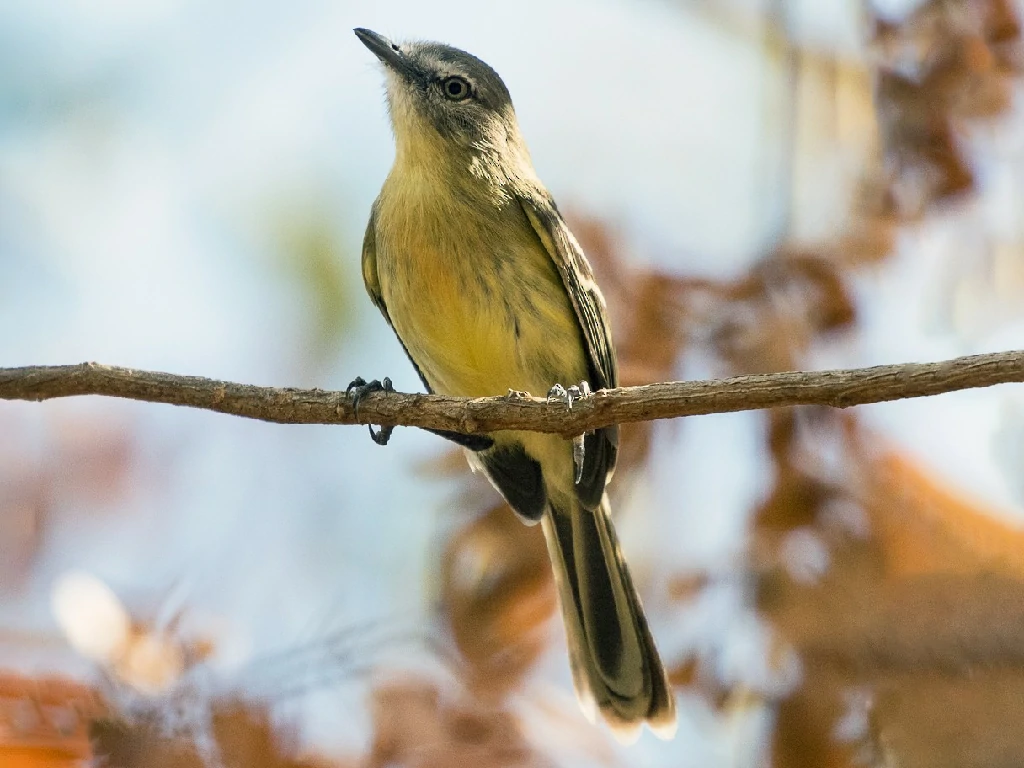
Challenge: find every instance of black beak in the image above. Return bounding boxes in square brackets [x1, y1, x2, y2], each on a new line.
[354, 28, 418, 81]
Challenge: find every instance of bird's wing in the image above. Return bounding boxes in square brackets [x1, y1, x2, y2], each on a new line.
[518, 190, 619, 508]
[360, 202, 389, 322]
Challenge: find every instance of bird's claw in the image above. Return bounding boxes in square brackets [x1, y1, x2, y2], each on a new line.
[346, 376, 394, 413]
[346, 376, 395, 446]
[547, 383, 568, 405]
[572, 434, 586, 484]
[546, 380, 592, 411]
[546, 381, 593, 483]
[367, 423, 393, 446]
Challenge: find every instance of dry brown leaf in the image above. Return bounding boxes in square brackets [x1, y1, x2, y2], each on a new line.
[862, 447, 1024, 578]
[90, 699, 336, 768]
[366, 678, 547, 768]
[441, 504, 556, 701]
[0, 673, 105, 765]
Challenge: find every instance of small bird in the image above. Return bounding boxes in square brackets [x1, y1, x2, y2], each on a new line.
[353, 28, 675, 740]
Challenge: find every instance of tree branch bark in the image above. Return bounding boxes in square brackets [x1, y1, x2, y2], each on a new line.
[1, 351, 1022, 437]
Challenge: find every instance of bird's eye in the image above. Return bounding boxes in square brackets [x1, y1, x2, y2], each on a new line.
[441, 76, 471, 101]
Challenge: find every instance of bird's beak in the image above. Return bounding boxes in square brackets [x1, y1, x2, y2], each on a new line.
[354, 28, 418, 82]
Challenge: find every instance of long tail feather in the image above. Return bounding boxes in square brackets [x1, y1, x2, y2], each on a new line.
[541, 496, 676, 742]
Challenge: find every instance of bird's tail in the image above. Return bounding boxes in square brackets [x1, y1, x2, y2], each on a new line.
[541, 496, 676, 742]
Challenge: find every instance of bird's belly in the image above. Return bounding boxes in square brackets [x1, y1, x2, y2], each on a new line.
[379, 240, 587, 399]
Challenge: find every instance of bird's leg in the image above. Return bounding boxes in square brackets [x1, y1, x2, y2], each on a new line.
[546, 381, 593, 483]
[572, 434, 586, 484]
[346, 377, 494, 450]
[346, 376, 395, 446]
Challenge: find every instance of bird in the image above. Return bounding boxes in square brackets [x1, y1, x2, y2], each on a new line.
[352, 27, 676, 741]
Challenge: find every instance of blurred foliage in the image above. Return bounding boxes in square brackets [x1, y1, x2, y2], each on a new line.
[90, 700, 336, 768]
[362, 678, 551, 768]
[0, 409, 141, 592]
[0, 673, 102, 768]
[872, 0, 1022, 215]
[267, 201, 357, 371]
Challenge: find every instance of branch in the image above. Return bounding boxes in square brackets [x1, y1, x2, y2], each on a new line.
[1, 351, 1022, 437]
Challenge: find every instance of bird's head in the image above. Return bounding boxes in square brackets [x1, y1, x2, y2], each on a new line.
[355, 28, 529, 178]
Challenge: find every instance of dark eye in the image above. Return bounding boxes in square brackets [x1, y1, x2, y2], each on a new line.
[441, 76, 471, 101]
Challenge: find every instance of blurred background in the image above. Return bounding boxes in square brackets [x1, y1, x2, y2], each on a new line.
[3, 0, 1024, 765]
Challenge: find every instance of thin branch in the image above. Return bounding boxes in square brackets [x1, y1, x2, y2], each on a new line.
[1, 351, 1022, 437]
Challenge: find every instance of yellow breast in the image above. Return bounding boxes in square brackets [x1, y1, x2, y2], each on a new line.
[373, 169, 587, 399]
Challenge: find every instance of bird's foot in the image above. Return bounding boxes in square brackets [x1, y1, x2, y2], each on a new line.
[546, 381, 593, 483]
[346, 376, 395, 446]
[572, 434, 586, 484]
[546, 380, 592, 410]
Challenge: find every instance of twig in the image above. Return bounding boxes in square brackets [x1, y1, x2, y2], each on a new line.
[1, 351, 1022, 437]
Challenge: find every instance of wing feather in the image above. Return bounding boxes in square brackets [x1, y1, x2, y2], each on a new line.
[518, 192, 619, 508]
